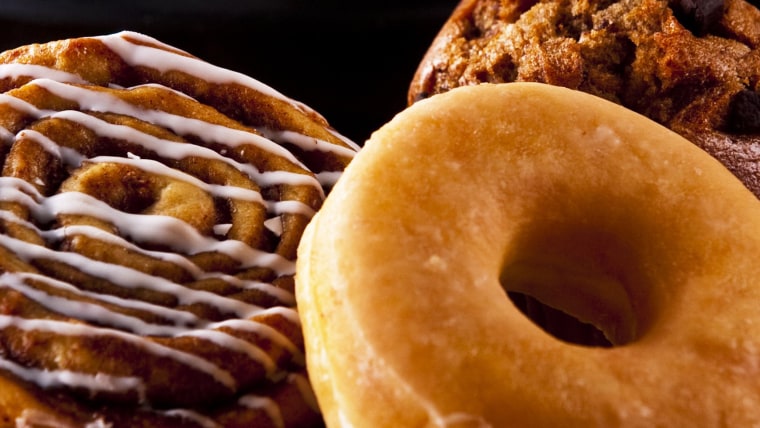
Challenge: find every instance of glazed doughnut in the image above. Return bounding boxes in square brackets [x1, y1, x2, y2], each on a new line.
[296, 83, 760, 427]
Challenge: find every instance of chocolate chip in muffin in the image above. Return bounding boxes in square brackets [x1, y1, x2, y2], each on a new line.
[727, 89, 760, 133]
[670, 0, 726, 36]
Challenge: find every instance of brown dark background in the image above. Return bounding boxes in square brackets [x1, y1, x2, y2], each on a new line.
[0, 0, 459, 145]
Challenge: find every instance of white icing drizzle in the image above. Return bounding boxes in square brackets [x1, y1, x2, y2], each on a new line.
[0, 356, 146, 401]
[31, 77, 312, 172]
[268, 200, 315, 217]
[0, 179, 39, 211]
[95, 31, 311, 116]
[238, 394, 285, 428]
[159, 409, 221, 428]
[260, 128, 357, 189]
[0, 315, 237, 390]
[210, 315, 304, 364]
[0, 180, 301, 398]
[316, 170, 346, 188]
[0, 175, 40, 198]
[0, 232, 268, 318]
[258, 305, 303, 328]
[178, 329, 277, 374]
[7, 89, 322, 194]
[327, 126, 363, 152]
[213, 223, 233, 236]
[0, 63, 89, 84]
[22, 116, 316, 217]
[0, 125, 12, 142]
[1, 272, 282, 377]
[17, 129, 86, 166]
[129, 82, 196, 100]
[2, 272, 192, 336]
[0, 181, 295, 275]
[53, 193, 292, 272]
[16, 409, 91, 428]
[52, 223, 207, 280]
[0, 92, 55, 117]
[0, 206, 297, 306]
[3, 270, 199, 327]
[88, 155, 265, 202]
[213, 275, 295, 305]
[84, 418, 114, 428]
[289, 372, 321, 413]
[264, 216, 283, 237]
[263, 128, 359, 159]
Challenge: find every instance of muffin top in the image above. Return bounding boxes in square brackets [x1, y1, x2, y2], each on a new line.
[409, 0, 760, 197]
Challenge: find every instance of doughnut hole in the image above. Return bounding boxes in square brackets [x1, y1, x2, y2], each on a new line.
[500, 220, 642, 347]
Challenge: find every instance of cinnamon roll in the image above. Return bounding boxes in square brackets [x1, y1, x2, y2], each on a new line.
[0, 31, 358, 427]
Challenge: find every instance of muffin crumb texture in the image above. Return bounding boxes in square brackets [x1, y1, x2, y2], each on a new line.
[410, 0, 760, 197]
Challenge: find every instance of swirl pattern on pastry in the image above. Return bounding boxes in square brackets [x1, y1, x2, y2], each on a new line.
[0, 31, 358, 427]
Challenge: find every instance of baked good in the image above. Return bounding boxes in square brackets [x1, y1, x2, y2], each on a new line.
[408, 0, 760, 198]
[0, 31, 358, 427]
[296, 83, 760, 427]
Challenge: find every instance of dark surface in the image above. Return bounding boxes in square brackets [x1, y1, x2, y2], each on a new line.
[0, 1, 459, 145]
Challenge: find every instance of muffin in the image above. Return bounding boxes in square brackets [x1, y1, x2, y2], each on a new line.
[408, 0, 760, 197]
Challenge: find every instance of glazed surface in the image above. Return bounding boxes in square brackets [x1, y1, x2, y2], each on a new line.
[298, 83, 760, 427]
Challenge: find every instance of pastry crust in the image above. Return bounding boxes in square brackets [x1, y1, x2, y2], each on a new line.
[297, 83, 760, 427]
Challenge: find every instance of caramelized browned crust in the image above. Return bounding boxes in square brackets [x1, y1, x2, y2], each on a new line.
[409, 0, 760, 197]
[0, 31, 357, 427]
